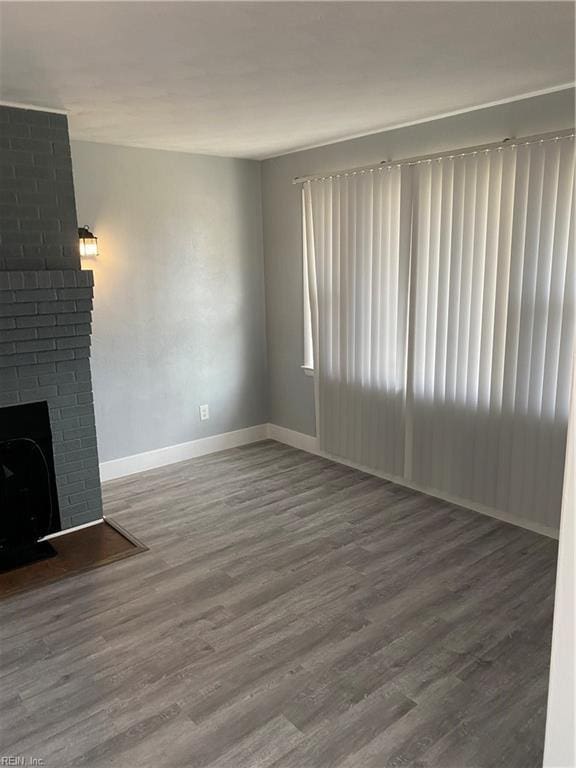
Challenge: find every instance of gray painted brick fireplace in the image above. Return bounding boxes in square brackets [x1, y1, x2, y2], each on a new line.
[0, 104, 103, 529]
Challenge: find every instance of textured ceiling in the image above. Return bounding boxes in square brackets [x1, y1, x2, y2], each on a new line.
[0, 1, 574, 159]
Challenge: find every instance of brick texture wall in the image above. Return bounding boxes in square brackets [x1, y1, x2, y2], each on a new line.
[0, 104, 103, 530]
[0, 105, 81, 271]
[0, 270, 102, 528]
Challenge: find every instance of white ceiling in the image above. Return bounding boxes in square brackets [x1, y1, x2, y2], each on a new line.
[0, 2, 574, 159]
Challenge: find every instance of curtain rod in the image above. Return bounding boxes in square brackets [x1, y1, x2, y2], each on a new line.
[292, 129, 575, 185]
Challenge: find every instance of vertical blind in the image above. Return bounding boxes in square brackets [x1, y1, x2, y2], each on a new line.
[303, 134, 575, 528]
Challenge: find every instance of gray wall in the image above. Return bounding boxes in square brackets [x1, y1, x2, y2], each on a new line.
[70, 89, 575, 464]
[0, 106, 80, 270]
[262, 89, 576, 436]
[71, 141, 268, 463]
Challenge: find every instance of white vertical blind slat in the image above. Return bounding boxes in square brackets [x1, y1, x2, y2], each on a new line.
[303, 135, 575, 528]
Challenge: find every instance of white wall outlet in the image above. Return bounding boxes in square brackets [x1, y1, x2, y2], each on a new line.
[199, 404, 210, 421]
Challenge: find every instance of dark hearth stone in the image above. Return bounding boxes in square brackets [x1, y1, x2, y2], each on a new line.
[0, 540, 56, 574]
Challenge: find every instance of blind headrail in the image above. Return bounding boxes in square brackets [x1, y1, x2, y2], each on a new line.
[292, 129, 575, 185]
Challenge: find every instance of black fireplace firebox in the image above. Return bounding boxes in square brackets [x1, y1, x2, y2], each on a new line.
[0, 402, 61, 572]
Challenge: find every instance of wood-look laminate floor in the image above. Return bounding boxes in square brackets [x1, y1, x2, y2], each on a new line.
[0, 440, 558, 768]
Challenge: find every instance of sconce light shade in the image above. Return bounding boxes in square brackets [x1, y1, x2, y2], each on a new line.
[78, 226, 98, 258]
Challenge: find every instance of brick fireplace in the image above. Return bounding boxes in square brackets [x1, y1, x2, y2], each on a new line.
[0, 104, 103, 530]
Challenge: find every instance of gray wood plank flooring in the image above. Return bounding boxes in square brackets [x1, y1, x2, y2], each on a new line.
[0, 440, 558, 767]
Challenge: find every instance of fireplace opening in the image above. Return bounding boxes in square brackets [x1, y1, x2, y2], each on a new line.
[0, 402, 61, 572]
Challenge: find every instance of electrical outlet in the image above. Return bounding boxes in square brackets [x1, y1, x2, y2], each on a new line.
[199, 404, 210, 421]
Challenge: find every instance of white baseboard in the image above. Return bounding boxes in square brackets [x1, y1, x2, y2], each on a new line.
[96, 420, 558, 539]
[41, 518, 103, 540]
[100, 424, 268, 482]
[266, 423, 320, 454]
[267, 424, 560, 540]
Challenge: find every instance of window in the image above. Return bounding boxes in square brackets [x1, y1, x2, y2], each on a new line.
[301, 133, 575, 527]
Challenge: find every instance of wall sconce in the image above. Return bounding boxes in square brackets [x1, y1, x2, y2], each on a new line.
[78, 226, 98, 258]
